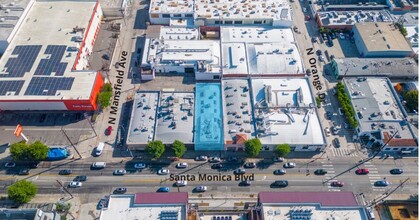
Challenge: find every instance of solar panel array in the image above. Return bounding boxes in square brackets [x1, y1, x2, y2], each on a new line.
[0, 80, 25, 95]
[24, 77, 74, 96]
[35, 45, 68, 76]
[159, 210, 178, 220]
[2, 45, 42, 78]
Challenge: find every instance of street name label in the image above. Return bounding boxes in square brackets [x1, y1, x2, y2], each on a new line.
[170, 173, 255, 182]
[306, 48, 326, 102]
[108, 50, 128, 125]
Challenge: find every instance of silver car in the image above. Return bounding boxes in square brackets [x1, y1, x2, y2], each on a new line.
[113, 169, 127, 175]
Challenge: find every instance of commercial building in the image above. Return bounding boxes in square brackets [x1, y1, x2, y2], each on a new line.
[0, 0, 104, 111]
[148, 0, 293, 27]
[258, 192, 369, 220]
[315, 10, 393, 30]
[140, 37, 221, 81]
[342, 77, 418, 152]
[251, 78, 326, 151]
[100, 192, 188, 220]
[330, 58, 418, 80]
[379, 200, 418, 220]
[352, 22, 414, 57]
[221, 27, 303, 77]
[126, 91, 195, 149]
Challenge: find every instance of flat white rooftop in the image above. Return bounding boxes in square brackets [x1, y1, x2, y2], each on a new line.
[127, 92, 159, 145]
[0, 0, 97, 100]
[100, 196, 186, 220]
[194, 0, 291, 20]
[155, 92, 194, 144]
[159, 27, 199, 40]
[222, 79, 255, 143]
[318, 10, 393, 27]
[251, 78, 324, 146]
[150, 0, 194, 14]
[0, 0, 31, 41]
[221, 27, 302, 75]
[262, 205, 366, 220]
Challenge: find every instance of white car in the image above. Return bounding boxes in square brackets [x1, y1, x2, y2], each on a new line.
[339, 33, 345, 40]
[303, 7, 307, 13]
[325, 127, 331, 137]
[158, 168, 170, 175]
[113, 169, 127, 175]
[134, 163, 146, 169]
[68, 181, 82, 188]
[176, 163, 188, 168]
[283, 162, 296, 168]
[175, 181, 187, 187]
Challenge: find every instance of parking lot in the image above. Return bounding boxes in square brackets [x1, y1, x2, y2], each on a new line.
[318, 33, 360, 60]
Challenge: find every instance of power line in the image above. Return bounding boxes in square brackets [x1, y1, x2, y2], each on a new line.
[368, 178, 410, 207]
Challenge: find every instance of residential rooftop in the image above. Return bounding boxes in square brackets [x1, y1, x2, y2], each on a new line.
[222, 79, 255, 144]
[354, 22, 412, 53]
[0, 0, 31, 42]
[0, 0, 98, 101]
[317, 10, 393, 27]
[194, 0, 291, 21]
[343, 77, 417, 146]
[332, 58, 418, 79]
[100, 193, 188, 220]
[155, 92, 194, 144]
[220, 27, 302, 75]
[251, 78, 325, 146]
[127, 91, 159, 145]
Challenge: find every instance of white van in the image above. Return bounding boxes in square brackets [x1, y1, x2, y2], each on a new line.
[95, 142, 105, 156]
[92, 162, 106, 169]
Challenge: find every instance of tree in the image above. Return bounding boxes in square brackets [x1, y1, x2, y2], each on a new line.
[315, 97, 321, 108]
[275, 144, 291, 157]
[403, 90, 418, 112]
[97, 83, 113, 108]
[7, 180, 38, 204]
[146, 140, 165, 159]
[9, 141, 48, 161]
[172, 140, 186, 158]
[244, 138, 262, 157]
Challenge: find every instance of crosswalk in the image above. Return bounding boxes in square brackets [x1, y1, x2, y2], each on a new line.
[329, 148, 359, 157]
[320, 161, 341, 192]
[363, 162, 387, 192]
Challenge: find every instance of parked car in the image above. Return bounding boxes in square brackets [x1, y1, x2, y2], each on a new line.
[333, 138, 341, 148]
[74, 175, 88, 182]
[175, 181, 188, 187]
[233, 168, 246, 175]
[240, 180, 251, 186]
[243, 162, 256, 168]
[356, 168, 369, 175]
[332, 126, 339, 135]
[157, 168, 170, 175]
[68, 181, 82, 188]
[114, 187, 127, 194]
[339, 33, 345, 40]
[314, 169, 328, 175]
[331, 181, 344, 187]
[4, 162, 16, 168]
[390, 168, 403, 174]
[322, 33, 328, 40]
[305, 69, 311, 76]
[324, 127, 331, 137]
[59, 169, 73, 175]
[326, 112, 332, 120]
[319, 55, 324, 62]
[227, 156, 239, 162]
[328, 40, 334, 47]
[273, 169, 286, 175]
[105, 126, 113, 136]
[157, 187, 170, 192]
[195, 186, 207, 192]
[208, 157, 221, 163]
[303, 7, 307, 12]
[316, 50, 322, 56]
[283, 163, 296, 168]
[211, 164, 223, 169]
[374, 180, 389, 187]
[113, 169, 127, 175]
[134, 163, 146, 169]
[311, 37, 317, 43]
[18, 169, 30, 175]
[176, 163, 188, 168]
[271, 180, 288, 188]
[195, 156, 208, 161]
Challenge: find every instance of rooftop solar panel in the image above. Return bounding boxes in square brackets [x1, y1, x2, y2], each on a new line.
[34, 45, 68, 76]
[1, 45, 42, 78]
[24, 77, 74, 96]
[0, 80, 25, 96]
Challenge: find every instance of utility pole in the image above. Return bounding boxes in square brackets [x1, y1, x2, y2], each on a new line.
[368, 178, 410, 207]
[61, 128, 82, 159]
[56, 180, 73, 199]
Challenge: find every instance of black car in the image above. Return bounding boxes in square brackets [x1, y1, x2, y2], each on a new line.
[28, 162, 39, 169]
[333, 138, 341, 148]
[316, 50, 322, 56]
[74, 175, 88, 182]
[114, 187, 127, 194]
[59, 169, 73, 175]
[271, 180, 288, 188]
[211, 164, 223, 169]
[18, 169, 30, 175]
[305, 69, 311, 76]
[328, 40, 334, 47]
[233, 168, 246, 175]
[240, 180, 251, 186]
[243, 162, 256, 169]
[390, 168, 403, 174]
[227, 156, 238, 162]
[311, 37, 317, 43]
[326, 111, 332, 120]
[314, 169, 328, 175]
[273, 169, 286, 175]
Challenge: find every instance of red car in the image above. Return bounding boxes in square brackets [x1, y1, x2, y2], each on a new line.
[356, 168, 369, 175]
[105, 126, 113, 136]
[331, 181, 344, 187]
